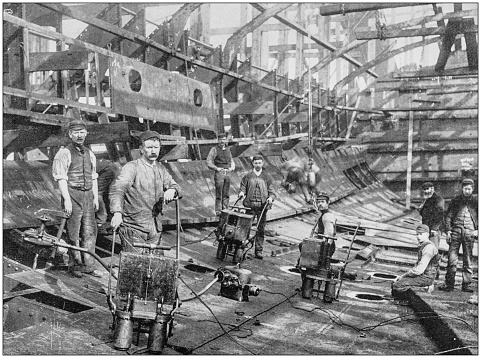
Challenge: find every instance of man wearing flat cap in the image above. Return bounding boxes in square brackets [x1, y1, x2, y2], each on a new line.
[297, 191, 337, 299]
[110, 130, 181, 252]
[206, 133, 235, 216]
[418, 181, 445, 248]
[439, 178, 478, 293]
[391, 224, 439, 300]
[52, 119, 101, 278]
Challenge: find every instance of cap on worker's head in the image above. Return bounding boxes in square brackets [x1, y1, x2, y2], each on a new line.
[217, 132, 227, 139]
[316, 191, 330, 202]
[68, 119, 87, 131]
[416, 224, 430, 234]
[422, 181, 434, 190]
[252, 154, 264, 162]
[462, 178, 474, 187]
[139, 130, 161, 144]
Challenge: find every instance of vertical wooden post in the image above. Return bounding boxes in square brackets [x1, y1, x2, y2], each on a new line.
[273, 69, 279, 137]
[406, 94, 414, 209]
[218, 75, 224, 134]
[22, 4, 30, 109]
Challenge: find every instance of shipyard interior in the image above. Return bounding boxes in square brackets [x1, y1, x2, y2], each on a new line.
[2, 2, 479, 355]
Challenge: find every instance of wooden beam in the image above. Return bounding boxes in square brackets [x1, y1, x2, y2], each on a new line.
[333, 37, 439, 93]
[171, 4, 202, 49]
[251, 3, 378, 79]
[302, 41, 368, 84]
[4, 107, 74, 126]
[223, 3, 292, 68]
[3, 122, 130, 150]
[406, 102, 414, 209]
[370, 79, 478, 92]
[29, 51, 90, 72]
[373, 105, 478, 112]
[355, 24, 477, 40]
[223, 101, 273, 115]
[4, 86, 113, 115]
[381, 9, 476, 33]
[392, 66, 478, 78]
[4, 12, 307, 102]
[427, 86, 478, 95]
[319, 3, 426, 16]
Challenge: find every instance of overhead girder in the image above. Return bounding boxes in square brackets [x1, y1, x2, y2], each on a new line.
[319, 3, 426, 16]
[222, 3, 292, 69]
[355, 24, 478, 40]
[251, 3, 378, 79]
[300, 40, 368, 85]
[333, 37, 440, 93]
[5, 9, 309, 112]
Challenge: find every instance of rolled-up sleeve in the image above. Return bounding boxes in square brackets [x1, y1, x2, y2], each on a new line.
[52, 148, 70, 181]
[206, 146, 217, 171]
[109, 162, 136, 214]
[89, 151, 99, 180]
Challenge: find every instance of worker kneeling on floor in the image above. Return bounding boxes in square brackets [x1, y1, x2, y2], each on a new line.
[391, 224, 439, 302]
[298, 192, 338, 302]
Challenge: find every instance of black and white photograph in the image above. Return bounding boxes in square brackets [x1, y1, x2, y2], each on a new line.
[3, 2, 478, 355]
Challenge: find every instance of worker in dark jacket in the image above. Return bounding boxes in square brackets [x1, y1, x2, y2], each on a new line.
[439, 178, 478, 293]
[238, 155, 275, 259]
[52, 119, 101, 278]
[392, 224, 439, 300]
[206, 133, 235, 216]
[419, 181, 445, 248]
[110, 131, 180, 252]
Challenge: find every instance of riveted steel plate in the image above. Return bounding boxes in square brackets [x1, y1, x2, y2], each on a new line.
[109, 55, 216, 130]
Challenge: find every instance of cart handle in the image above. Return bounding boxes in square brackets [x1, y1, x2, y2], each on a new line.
[132, 243, 172, 250]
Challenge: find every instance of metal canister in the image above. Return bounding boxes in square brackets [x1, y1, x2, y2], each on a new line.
[301, 274, 314, 299]
[113, 310, 133, 350]
[148, 314, 171, 353]
[323, 280, 337, 303]
[225, 266, 252, 284]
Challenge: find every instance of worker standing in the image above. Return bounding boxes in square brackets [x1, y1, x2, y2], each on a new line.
[418, 181, 445, 248]
[52, 119, 101, 278]
[109, 130, 180, 252]
[206, 133, 235, 216]
[238, 155, 275, 259]
[439, 178, 478, 293]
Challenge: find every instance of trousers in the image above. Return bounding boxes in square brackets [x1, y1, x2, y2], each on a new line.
[65, 188, 98, 272]
[445, 227, 474, 288]
[214, 170, 231, 213]
[392, 274, 433, 297]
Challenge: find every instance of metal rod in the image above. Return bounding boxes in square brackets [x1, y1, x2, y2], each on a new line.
[176, 199, 180, 261]
[336, 222, 361, 299]
[107, 230, 117, 299]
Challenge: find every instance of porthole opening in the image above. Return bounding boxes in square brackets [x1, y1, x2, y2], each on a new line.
[129, 69, 142, 92]
[194, 89, 203, 107]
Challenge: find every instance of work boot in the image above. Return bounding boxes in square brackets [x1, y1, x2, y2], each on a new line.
[462, 285, 474, 293]
[438, 283, 454, 292]
[255, 252, 264, 260]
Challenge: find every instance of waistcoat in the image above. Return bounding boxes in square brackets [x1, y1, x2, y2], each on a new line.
[67, 144, 93, 190]
[213, 146, 231, 168]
